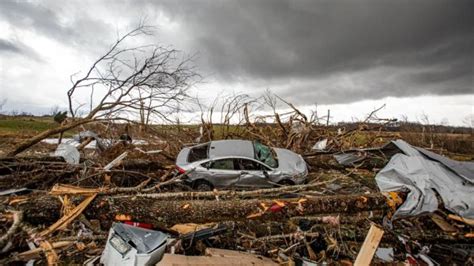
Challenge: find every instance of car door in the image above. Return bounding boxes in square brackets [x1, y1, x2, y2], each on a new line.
[205, 158, 241, 188]
[235, 158, 273, 188]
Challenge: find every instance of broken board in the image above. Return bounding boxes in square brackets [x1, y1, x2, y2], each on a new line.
[157, 248, 277, 265]
[354, 224, 384, 266]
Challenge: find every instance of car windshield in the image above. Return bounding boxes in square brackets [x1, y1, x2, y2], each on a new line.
[253, 141, 278, 168]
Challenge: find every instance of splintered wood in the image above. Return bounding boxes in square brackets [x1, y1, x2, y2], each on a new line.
[50, 184, 103, 195]
[39, 194, 97, 237]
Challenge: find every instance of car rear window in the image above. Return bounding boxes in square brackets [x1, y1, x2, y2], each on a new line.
[188, 144, 209, 162]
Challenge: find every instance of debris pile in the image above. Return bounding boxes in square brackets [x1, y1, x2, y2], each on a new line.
[1, 106, 473, 264]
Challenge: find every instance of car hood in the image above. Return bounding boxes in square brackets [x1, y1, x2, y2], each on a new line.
[273, 148, 307, 174]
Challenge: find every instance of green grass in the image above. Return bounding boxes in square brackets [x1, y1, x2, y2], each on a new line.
[0, 116, 56, 134]
[0, 116, 80, 138]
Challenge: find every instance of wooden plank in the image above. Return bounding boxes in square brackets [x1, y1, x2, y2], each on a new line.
[50, 184, 102, 195]
[431, 214, 458, 232]
[354, 224, 384, 266]
[158, 253, 277, 266]
[205, 248, 276, 264]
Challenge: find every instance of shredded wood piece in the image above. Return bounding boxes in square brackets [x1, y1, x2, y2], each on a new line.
[39, 194, 97, 237]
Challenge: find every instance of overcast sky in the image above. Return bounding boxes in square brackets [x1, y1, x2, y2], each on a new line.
[0, 0, 472, 125]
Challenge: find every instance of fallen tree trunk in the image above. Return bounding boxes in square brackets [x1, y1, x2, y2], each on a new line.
[17, 193, 387, 227]
[107, 177, 338, 198]
[0, 158, 165, 190]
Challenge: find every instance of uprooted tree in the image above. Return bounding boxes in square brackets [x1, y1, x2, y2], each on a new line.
[5, 22, 199, 157]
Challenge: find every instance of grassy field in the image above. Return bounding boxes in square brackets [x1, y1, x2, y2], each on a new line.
[0, 116, 56, 135]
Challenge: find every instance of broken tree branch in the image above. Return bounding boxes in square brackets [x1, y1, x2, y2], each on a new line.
[0, 211, 23, 250]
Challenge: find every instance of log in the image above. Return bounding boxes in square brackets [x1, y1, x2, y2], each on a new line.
[16, 193, 388, 227]
[115, 176, 338, 199]
[308, 223, 474, 244]
[0, 158, 164, 190]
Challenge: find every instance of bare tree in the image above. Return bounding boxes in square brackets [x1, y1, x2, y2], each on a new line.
[6, 22, 199, 157]
[0, 99, 6, 112]
[462, 114, 474, 129]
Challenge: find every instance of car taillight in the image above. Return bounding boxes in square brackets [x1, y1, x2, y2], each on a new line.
[176, 166, 186, 174]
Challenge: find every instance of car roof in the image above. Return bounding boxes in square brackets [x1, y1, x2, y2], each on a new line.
[208, 140, 254, 159]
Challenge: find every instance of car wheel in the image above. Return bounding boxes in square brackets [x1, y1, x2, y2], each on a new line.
[193, 180, 213, 191]
[278, 179, 295, 186]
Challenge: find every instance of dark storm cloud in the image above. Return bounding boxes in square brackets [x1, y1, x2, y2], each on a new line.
[0, 0, 472, 105]
[0, 1, 70, 39]
[144, 0, 473, 103]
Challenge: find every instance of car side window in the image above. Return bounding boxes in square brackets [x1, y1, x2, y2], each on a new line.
[188, 144, 209, 162]
[258, 162, 272, 171]
[209, 159, 235, 170]
[237, 159, 261, 171]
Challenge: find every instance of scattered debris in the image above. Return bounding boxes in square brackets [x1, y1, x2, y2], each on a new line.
[375, 140, 474, 219]
[375, 247, 394, 262]
[170, 223, 216, 235]
[103, 152, 128, 171]
[311, 138, 328, 151]
[101, 223, 168, 265]
[0, 188, 30, 196]
[53, 143, 80, 164]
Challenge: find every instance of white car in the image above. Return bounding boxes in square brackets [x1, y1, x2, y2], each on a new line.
[176, 140, 308, 190]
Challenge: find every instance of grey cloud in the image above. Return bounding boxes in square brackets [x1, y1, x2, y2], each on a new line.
[0, 0, 472, 105]
[278, 35, 474, 104]
[149, 1, 472, 72]
[143, 0, 473, 103]
[0, 38, 43, 61]
[0, 1, 71, 40]
[0, 39, 21, 53]
[0, 1, 113, 51]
